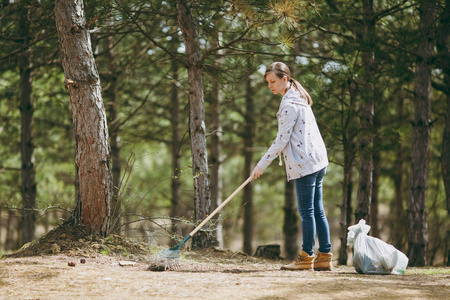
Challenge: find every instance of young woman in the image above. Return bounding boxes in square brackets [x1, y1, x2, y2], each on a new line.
[251, 62, 332, 271]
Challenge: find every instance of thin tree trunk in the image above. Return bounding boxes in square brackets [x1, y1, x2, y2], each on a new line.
[355, 0, 375, 224]
[391, 95, 407, 252]
[338, 79, 357, 266]
[104, 35, 122, 234]
[54, 0, 112, 236]
[209, 28, 224, 247]
[408, 0, 437, 266]
[371, 109, 380, 238]
[339, 155, 354, 265]
[242, 75, 255, 255]
[436, 0, 450, 266]
[170, 58, 182, 233]
[18, 2, 36, 244]
[283, 179, 298, 260]
[176, 0, 213, 249]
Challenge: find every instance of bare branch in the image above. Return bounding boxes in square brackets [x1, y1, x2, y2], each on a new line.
[199, 23, 256, 67]
[115, 0, 188, 68]
[315, 25, 354, 40]
[110, 76, 167, 130]
[0, 30, 57, 61]
[213, 46, 341, 62]
[374, 1, 417, 22]
[0, 166, 21, 172]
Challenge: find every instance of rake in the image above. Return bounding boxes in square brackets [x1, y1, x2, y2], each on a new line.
[154, 176, 253, 270]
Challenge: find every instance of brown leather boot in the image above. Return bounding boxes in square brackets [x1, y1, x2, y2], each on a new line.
[280, 250, 314, 270]
[313, 252, 333, 271]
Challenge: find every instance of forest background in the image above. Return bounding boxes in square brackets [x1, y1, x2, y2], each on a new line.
[0, 0, 449, 268]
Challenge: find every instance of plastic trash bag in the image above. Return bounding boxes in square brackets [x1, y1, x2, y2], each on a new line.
[347, 219, 409, 275]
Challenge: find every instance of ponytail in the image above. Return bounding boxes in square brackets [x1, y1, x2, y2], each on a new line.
[290, 78, 312, 105]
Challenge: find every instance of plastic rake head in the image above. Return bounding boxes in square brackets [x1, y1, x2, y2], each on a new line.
[155, 247, 181, 270]
[154, 235, 191, 270]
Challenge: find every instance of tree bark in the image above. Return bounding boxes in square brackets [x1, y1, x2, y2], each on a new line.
[176, 0, 213, 248]
[242, 75, 255, 255]
[408, 0, 438, 266]
[355, 0, 375, 224]
[18, 1, 36, 244]
[435, 0, 450, 266]
[54, 0, 113, 236]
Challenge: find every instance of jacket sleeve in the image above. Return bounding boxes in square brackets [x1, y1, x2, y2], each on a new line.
[257, 104, 297, 170]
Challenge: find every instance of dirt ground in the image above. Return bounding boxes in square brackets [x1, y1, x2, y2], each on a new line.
[0, 225, 449, 299]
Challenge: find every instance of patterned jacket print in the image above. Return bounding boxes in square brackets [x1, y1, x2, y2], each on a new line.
[256, 88, 328, 181]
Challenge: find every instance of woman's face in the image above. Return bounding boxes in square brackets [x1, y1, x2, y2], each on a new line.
[266, 72, 288, 96]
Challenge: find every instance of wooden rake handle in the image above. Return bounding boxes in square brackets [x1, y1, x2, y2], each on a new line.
[189, 176, 253, 237]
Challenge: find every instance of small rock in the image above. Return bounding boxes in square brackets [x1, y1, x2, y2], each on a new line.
[119, 261, 136, 266]
[80, 258, 86, 264]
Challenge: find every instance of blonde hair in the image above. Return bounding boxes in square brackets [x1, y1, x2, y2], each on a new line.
[264, 62, 312, 105]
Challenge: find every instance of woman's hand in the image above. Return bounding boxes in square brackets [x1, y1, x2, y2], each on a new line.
[251, 166, 264, 180]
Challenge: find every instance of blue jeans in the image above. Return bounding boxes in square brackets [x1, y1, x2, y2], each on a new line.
[295, 167, 331, 256]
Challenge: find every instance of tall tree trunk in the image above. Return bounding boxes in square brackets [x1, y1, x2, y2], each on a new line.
[436, 0, 450, 266]
[355, 0, 375, 224]
[18, 2, 36, 244]
[283, 179, 298, 260]
[209, 25, 224, 248]
[391, 95, 407, 252]
[371, 106, 381, 238]
[209, 75, 224, 245]
[242, 75, 255, 255]
[104, 35, 122, 234]
[176, 0, 213, 249]
[408, 0, 437, 266]
[170, 58, 182, 234]
[338, 79, 357, 266]
[54, 0, 112, 236]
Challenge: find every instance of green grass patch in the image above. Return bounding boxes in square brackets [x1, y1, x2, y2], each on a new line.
[406, 267, 450, 275]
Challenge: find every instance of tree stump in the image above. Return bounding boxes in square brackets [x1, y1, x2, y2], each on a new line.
[254, 244, 281, 259]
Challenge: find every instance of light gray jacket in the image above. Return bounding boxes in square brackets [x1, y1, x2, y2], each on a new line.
[257, 88, 328, 181]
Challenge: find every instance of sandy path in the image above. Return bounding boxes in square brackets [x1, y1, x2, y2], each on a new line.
[1, 252, 449, 299]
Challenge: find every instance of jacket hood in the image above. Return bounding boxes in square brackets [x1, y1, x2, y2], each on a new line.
[278, 88, 308, 112]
